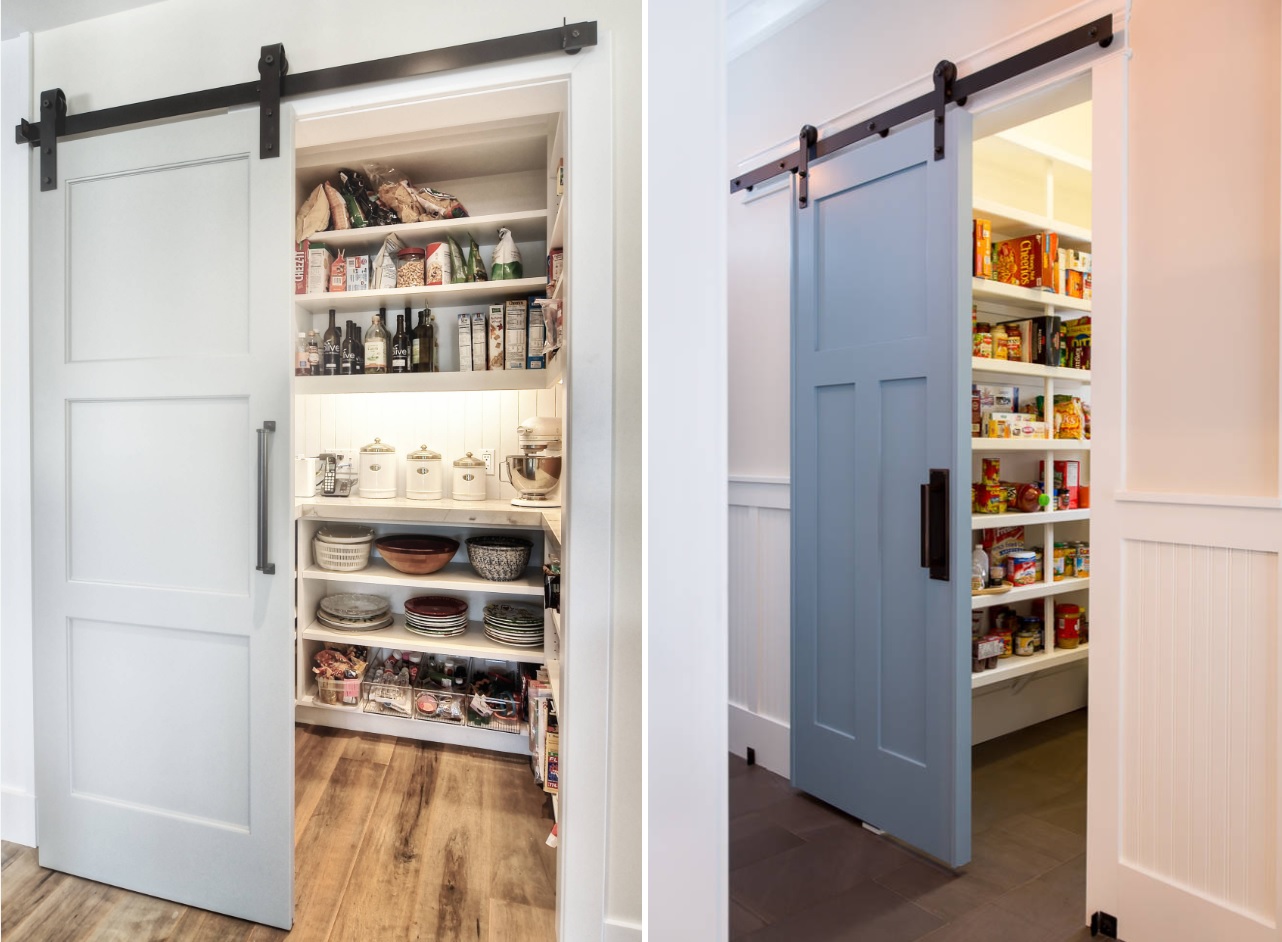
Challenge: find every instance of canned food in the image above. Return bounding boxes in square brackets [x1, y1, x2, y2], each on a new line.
[1074, 544, 1090, 577]
[1007, 550, 1037, 586]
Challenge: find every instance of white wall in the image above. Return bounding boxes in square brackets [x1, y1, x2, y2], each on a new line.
[16, 1, 640, 933]
[1, 32, 36, 847]
[724, 0, 1103, 776]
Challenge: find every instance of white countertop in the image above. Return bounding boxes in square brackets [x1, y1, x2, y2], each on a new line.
[297, 495, 561, 537]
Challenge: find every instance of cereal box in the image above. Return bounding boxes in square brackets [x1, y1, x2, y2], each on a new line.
[457, 313, 473, 372]
[996, 232, 1057, 290]
[471, 312, 487, 371]
[345, 254, 370, 292]
[504, 300, 528, 371]
[973, 218, 992, 278]
[487, 304, 505, 371]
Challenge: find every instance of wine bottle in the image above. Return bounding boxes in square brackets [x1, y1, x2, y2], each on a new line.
[391, 309, 410, 374]
[353, 324, 365, 374]
[412, 309, 432, 373]
[340, 320, 356, 375]
[365, 309, 389, 374]
[322, 309, 341, 376]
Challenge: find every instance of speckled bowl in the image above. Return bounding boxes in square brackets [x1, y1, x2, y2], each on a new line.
[465, 536, 533, 582]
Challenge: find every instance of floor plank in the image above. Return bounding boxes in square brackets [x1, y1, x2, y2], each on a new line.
[0, 725, 554, 942]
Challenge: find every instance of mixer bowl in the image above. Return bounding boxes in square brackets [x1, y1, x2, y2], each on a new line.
[507, 454, 562, 498]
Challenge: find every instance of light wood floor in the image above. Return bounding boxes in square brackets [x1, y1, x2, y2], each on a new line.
[1, 724, 557, 942]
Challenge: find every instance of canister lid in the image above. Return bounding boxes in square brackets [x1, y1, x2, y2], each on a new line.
[361, 437, 395, 453]
[396, 247, 426, 258]
[408, 444, 441, 460]
[453, 451, 485, 468]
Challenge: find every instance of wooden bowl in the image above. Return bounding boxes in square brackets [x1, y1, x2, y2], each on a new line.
[374, 535, 459, 575]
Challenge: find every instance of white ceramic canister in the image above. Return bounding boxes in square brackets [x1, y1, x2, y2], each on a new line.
[358, 437, 397, 499]
[406, 444, 443, 500]
[452, 451, 487, 501]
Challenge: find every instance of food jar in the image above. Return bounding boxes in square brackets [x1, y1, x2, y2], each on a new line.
[358, 438, 397, 499]
[406, 444, 443, 501]
[1021, 614, 1045, 651]
[1014, 627, 1038, 657]
[1073, 543, 1090, 577]
[1053, 543, 1070, 581]
[395, 247, 426, 288]
[1055, 603, 1083, 648]
[994, 625, 1014, 658]
[1006, 550, 1037, 586]
[452, 452, 487, 501]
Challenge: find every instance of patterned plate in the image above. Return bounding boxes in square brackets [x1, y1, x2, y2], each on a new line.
[481, 602, 543, 627]
[405, 595, 469, 618]
[319, 593, 390, 619]
[316, 610, 393, 632]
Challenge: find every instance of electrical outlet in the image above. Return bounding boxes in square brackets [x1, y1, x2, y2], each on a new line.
[480, 449, 495, 475]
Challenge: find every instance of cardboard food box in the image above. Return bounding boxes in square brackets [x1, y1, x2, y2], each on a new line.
[305, 243, 332, 294]
[471, 312, 487, 371]
[504, 300, 528, 371]
[973, 218, 992, 278]
[487, 304, 505, 371]
[1062, 316, 1091, 370]
[1039, 459, 1081, 509]
[527, 300, 547, 370]
[996, 232, 1058, 290]
[1023, 315, 1061, 367]
[981, 526, 1025, 565]
[294, 241, 309, 295]
[345, 254, 370, 292]
[457, 313, 473, 372]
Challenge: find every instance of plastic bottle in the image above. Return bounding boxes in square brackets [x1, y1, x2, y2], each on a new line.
[295, 332, 309, 376]
[971, 544, 989, 594]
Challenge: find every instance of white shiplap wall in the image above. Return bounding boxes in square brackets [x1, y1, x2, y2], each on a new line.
[294, 384, 562, 501]
[728, 478, 791, 776]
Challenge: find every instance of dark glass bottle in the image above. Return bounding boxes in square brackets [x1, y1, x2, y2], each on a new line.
[392, 309, 410, 374]
[340, 320, 356, 375]
[322, 309, 341, 376]
[412, 309, 432, 373]
[352, 324, 365, 374]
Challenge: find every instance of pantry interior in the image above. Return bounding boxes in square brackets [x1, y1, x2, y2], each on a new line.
[968, 77, 1092, 748]
[288, 79, 572, 923]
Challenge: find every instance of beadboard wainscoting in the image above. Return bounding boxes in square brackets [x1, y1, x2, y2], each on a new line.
[729, 476, 791, 778]
[294, 385, 563, 502]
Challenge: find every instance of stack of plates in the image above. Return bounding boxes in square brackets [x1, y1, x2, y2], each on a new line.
[403, 596, 469, 638]
[482, 602, 544, 647]
[316, 593, 392, 632]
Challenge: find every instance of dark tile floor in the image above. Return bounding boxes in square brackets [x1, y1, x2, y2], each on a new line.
[730, 710, 1092, 942]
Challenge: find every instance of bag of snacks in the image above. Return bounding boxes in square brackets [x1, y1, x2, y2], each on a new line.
[295, 184, 330, 243]
[323, 181, 350, 230]
[465, 234, 488, 282]
[447, 234, 467, 284]
[412, 185, 468, 220]
[1053, 395, 1085, 440]
[362, 163, 467, 223]
[490, 227, 523, 280]
[372, 233, 406, 290]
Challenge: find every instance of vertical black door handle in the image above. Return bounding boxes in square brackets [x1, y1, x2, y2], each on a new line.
[256, 421, 276, 574]
[919, 469, 950, 581]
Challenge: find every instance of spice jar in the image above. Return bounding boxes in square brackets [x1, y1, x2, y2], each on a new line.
[395, 247, 426, 287]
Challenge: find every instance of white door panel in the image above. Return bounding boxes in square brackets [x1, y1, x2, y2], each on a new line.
[31, 108, 294, 929]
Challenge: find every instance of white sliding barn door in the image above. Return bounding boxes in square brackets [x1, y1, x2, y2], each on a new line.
[1087, 26, 1282, 942]
[30, 108, 295, 928]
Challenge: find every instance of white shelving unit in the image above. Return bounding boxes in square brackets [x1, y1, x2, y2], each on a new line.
[291, 93, 568, 765]
[971, 105, 1092, 706]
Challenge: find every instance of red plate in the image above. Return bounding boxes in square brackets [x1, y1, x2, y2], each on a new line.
[404, 595, 468, 618]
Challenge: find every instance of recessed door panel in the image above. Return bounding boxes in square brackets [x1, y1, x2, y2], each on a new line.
[68, 397, 251, 593]
[67, 157, 250, 363]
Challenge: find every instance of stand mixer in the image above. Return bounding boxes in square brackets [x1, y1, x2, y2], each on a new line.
[507, 416, 563, 508]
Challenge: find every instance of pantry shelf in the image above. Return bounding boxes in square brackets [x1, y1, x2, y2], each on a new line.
[970, 358, 1090, 385]
[308, 209, 549, 250]
[296, 693, 530, 756]
[302, 615, 544, 663]
[972, 576, 1090, 610]
[972, 438, 1091, 453]
[296, 276, 548, 315]
[972, 198, 1092, 249]
[297, 497, 548, 529]
[973, 278, 1091, 314]
[294, 354, 562, 394]
[301, 558, 544, 596]
[971, 508, 1090, 530]
[972, 644, 1089, 690]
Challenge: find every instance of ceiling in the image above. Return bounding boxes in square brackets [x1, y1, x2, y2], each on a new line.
[2, 0, 170, 41]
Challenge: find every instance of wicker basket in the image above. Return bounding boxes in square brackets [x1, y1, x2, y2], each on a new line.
[313, 536, 372, 572]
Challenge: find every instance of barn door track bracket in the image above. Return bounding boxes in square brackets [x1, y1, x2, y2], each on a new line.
[258, 43, 288, 160]
[795, 124, 817, 208]
[730, 13, 1114, 200]
[14, 20, 598, 189]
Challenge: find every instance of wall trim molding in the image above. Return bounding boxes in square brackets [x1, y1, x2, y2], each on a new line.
[1, 787, 36, 847]
[732, 0, 1125, 172]
[1115, 491, 1282, 510]
[729, 475, 790, 509]
[729, 704, 790, 779]
[602, 917, 643, 942]
[727, 0, 831, 61]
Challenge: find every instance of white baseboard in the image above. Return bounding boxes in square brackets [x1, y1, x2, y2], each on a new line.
[1, 786, 36, 847]
[603, 917, 642, 942]
[729, 704, 790, 779]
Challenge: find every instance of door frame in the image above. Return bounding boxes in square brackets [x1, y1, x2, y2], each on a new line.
[268, 45, 618, 941]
